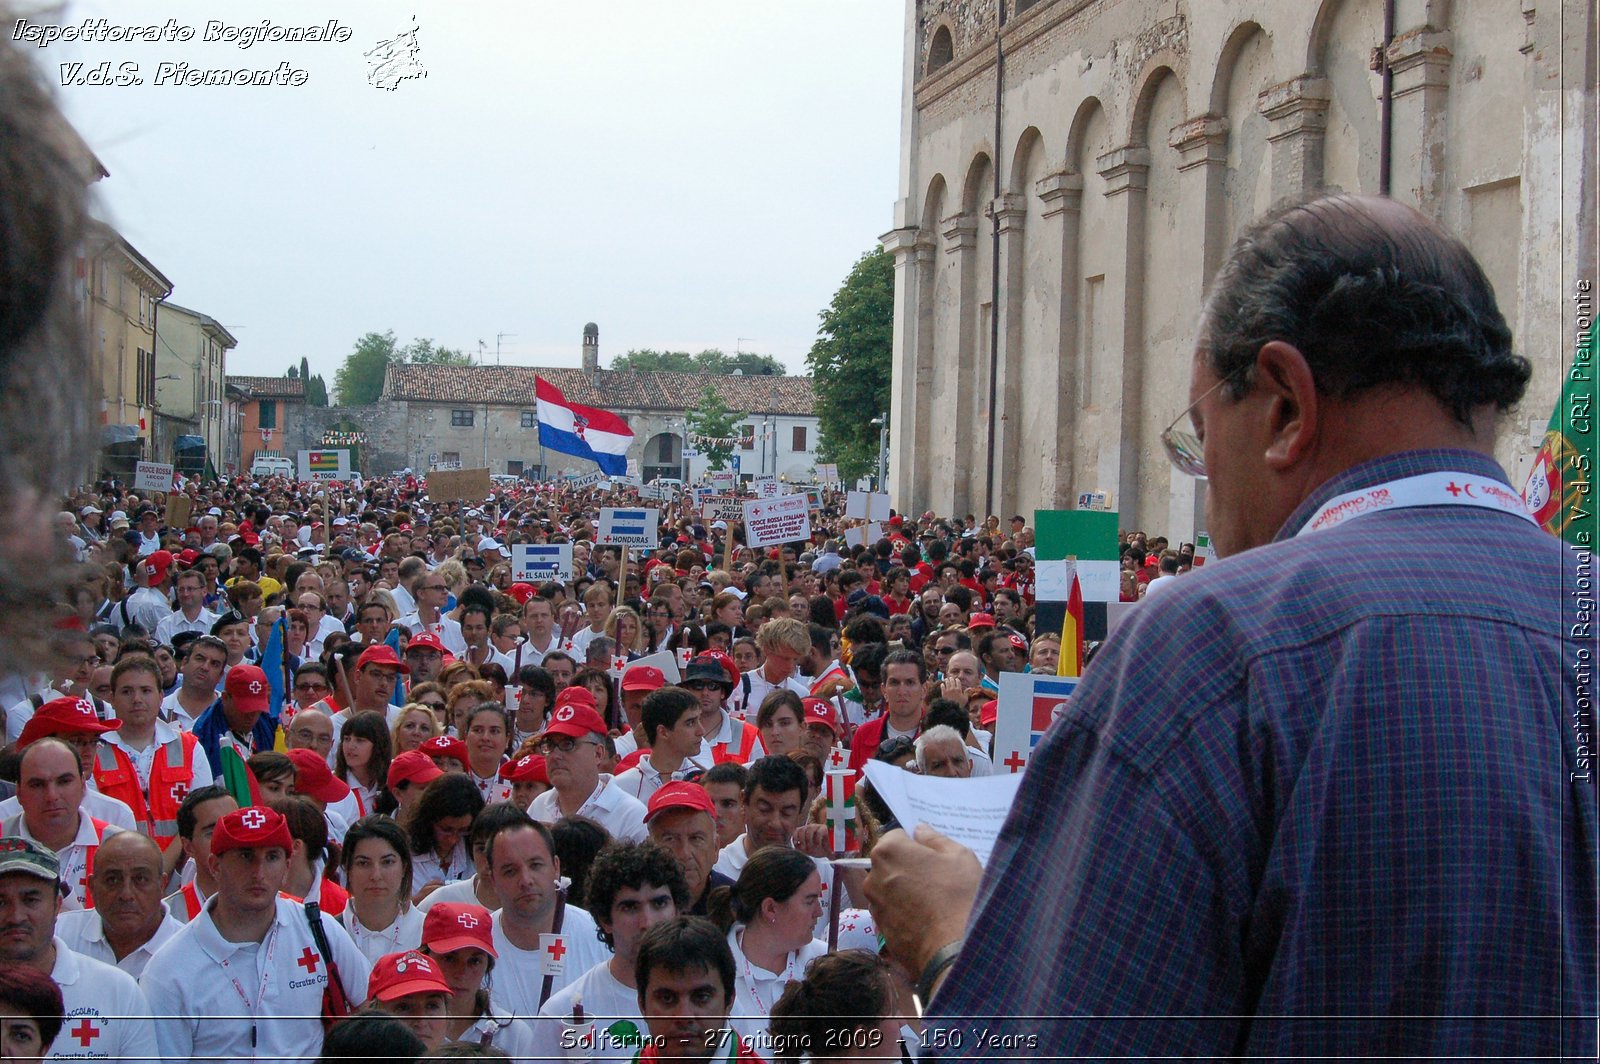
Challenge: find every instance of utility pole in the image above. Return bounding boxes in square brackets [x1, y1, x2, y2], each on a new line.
[477, 339, 487, 366]
[496, 332, 516, 365]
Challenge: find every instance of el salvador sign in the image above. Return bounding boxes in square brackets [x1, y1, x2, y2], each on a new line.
[511, 544, 573, 582]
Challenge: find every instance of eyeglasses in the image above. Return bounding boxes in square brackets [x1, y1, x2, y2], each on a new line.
[420, 584, 448, 593]
[293, 681, 330, 693]
[418, 700, 447, 711]
[538, 736, 600, 755]
[933, 645, 957, 656]
[1159, 366, 1249, 479]
[682, 681, 724, 693]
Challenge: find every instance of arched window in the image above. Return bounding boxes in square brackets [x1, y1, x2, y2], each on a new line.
[927, 26, 954, 74]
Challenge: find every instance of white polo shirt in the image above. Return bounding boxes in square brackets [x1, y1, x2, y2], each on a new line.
[610, 754, 708, 804]
[398, 612, 467, 654]
[0, 789, 136, 832]
[153, 608, 218, 647]
[140, 894, 370, 1063]
[446, 1001, 538, 1059]
[489, 904, 608, 1015]
[726, 925, 828, 1043]
[102, 720, 214, 793]
[48, 935, 159, 1063]
[415, 874, 492, 912]
[339, 903, 426, 966]
[0, 810, 123, 911]
[158, 688, 214, 732]
[528, 775, 648, 843]
[56, 902, 184, 979]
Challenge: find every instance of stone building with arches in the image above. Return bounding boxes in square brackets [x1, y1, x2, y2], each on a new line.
[884, 0, 1594, 539]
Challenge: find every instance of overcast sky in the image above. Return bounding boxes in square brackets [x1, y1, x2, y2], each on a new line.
[38, 0, 904, 382]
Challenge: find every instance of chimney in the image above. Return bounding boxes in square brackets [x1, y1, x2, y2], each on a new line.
[582, 322, 599, 378]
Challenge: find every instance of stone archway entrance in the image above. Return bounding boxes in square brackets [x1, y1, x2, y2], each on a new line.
[641, 431, 683, 482]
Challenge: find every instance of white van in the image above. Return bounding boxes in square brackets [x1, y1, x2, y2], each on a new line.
[250, 455, 295, 478]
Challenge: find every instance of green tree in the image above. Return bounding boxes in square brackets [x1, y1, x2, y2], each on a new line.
[806, 246, 893, 484]
[334, 332, 474, 405]
[611, 348, 786, 376]
[286, 364, 299, 378]
[306, 373, 329, 407]
[686, 384, 744, 472]
[334, 330, 399, 405]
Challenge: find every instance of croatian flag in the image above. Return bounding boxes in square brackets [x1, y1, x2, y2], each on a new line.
[535, 376, 633, 476]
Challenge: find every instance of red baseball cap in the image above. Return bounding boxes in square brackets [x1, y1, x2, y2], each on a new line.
[613, 748, 647, 773]
[18, 695, 122, 749]
[980, 699, 998, 728]
[421, 902, 497, 956]
[387, 750, 444, 791]
[405, 633, 447, 655]
[224, 665, 272, 713]
[966, 612, 996, 630]
[507, 583, 537, 605]
[287, 748, 352, 804]
[141, 550, 174, 583]
[211, 806, 293, 856]
[176, 548, 201, 567]
[621, 665, 665, 693]
[552, 687, 597, 715]
[542, 703, 608, 741]
[1007, 631, 1028, 654]
[368, 950, 453, 1002]
[645, 781, 717, 823]
[419, 735, 468, 765]
[357, 644, 411, 674]
[497, 753, 549, 784]
[801, 698, 843, 738]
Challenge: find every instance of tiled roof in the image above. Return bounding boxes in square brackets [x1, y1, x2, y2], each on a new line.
[383, 364, 815, 416]
[227, 375, 306, 399]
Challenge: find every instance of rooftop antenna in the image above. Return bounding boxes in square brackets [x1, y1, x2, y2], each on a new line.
[496, 332, 516, 366]
[477, 339, 487, 366]
[736, 337, 755, 354]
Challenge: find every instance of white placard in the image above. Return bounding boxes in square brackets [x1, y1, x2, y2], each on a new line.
[703, 497, 744, 523]
[841, 522, 883, 549]
[511, 543, 573, 582]
[133, 461, 175, 493]
[816, 462, 839, 485]
[753, 475, 779, 498]
[707, 471, 736, 491]
[991, 672, 1079, 776]
[845, 491, 891, 521]
[639, 482, 675, 501]
[298, 449, 352, 482]
[1076, 490, 1112, 511]
[861, 761, 1023, 868]
[742, 494, 811, 548]
[597, 507, 658, 548]
[570, 471, 605, 490]
[620, 650, 682, 685]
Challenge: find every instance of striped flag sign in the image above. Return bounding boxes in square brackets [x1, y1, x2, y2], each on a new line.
[511, 543, 573, 582]
[308, 451, 339, 473]
[992, 672, 1078, 773]
[824, 769, 857, 853]
[598, 507, 658, 548]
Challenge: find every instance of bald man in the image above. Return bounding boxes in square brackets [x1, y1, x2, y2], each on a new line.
[56, 830, 182, 978]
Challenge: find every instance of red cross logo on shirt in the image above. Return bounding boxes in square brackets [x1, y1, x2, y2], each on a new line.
[458, 912, 479, 928]
[169, 781, 189, 803]
[70, 1019, 100, 1047]
[1446, 481, 1463, 496]
[241, 808, 267, 829]
[1003, 750, 1027, 772]
[297, 946, 320, 974]
[545, 938, 567, 962]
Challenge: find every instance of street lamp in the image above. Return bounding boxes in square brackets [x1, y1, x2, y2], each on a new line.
[870, 413, 888, 492]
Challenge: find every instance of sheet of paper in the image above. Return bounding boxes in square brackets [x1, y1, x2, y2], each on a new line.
[861, 761, 1023, 867]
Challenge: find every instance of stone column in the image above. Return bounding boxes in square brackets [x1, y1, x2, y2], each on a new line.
[881, 225, 927, 513]
[1037, 169, 1083, 509]
[987, 192, 1027, 517]
[1096, 145, 1150, 527]
[1259, 75, 1332, 200]
[941, 211, 981, 517]
[1386, 27, 1453, 211]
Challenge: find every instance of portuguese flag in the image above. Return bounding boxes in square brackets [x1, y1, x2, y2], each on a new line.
[1523, 325, 1598, 547]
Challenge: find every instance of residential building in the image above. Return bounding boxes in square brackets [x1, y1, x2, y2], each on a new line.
[228, 375, 308, 473]
[154, 303, 237, 475]
[85, 223, 173, 461]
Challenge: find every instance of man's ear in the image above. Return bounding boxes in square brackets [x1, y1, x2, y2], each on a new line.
[1254, 341, 1320, 469]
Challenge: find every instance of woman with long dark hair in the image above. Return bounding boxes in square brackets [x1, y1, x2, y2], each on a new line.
[340, 816, 425, 964]
[708, 846, 827, 1042]
[407, 774, 486, 902]
[336, 710, 394, 817]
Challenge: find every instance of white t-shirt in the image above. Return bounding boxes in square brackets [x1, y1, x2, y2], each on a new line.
[415, 874, 492, 913]
[140, 895, 370, 1064]
[339, 904, 426, 966]
[726, 925, 828, 1042]
[489, 904, 609, 1015]
[729, 666, 810, 719]
[534, 960, 649, 1064]
[413, 839, 473, 888]
[56, 903, 185, 980]
[528, 775, 648, 843]
[609, 754, 707, 805]
[445, 1001, 539, 1059]
[153, 608, 219, 647]
[49, 935, 160, 1064]
[0, 810, 124, 911]
[566, 624, 606, 661]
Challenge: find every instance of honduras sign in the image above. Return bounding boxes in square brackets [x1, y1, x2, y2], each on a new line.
[598, 508, 658, 549]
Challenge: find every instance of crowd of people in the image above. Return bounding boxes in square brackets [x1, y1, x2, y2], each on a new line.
[3, 461, 1125, 1061]
[0, 23, 1591, 1064]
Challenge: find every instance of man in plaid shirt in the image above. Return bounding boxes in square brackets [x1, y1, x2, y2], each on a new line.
[868, 195, 1596, 1058]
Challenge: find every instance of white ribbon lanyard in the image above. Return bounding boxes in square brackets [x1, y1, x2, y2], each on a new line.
[735, 929, 796, 1015]
[1295, 471, 1536, 537]
[220, 922, 280, 1050]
